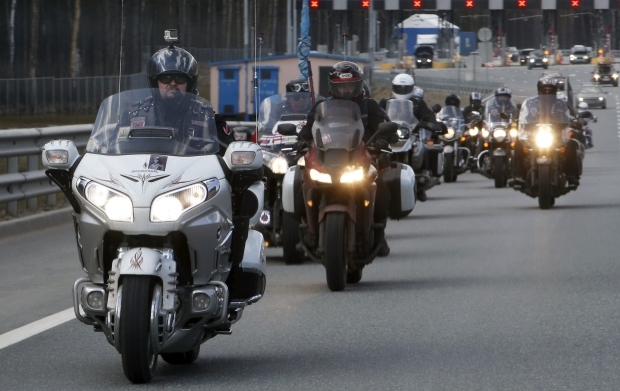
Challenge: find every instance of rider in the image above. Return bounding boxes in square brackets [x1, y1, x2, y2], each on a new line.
[282, 79, 314, 114]
[488, 87, 518, 122]
[445, 93, 461, 109]
[380, 73, 438, 124]
[128, 42, 232, 153]
[462, 92, 484, 123]
[298, 61, 392, 257]
[512, 75, 581, 187]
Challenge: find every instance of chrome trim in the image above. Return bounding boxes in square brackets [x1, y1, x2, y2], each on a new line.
[205, 178, 220, 201]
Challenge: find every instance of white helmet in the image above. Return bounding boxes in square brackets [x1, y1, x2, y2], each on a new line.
[557, 91, 567, 102]
[391, 73, 415, 100]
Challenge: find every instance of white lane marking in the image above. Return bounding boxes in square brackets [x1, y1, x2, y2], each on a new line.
[0, 308, 74, 350]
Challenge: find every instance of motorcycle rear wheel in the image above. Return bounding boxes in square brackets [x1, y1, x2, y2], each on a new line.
[282, 212, 304, 265]
[161, 346, 200, 365]
[324, 212, 347, 292]
[494, 156, 506, 188]
[538, 165, 553, 209]
[120, 276, 158, 384]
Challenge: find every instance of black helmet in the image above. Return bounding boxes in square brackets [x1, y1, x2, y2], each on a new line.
[445, 94, 461, 108]
[328, 61, 364, 100]
[495, 87, 512, 98]
[147, 46, 198, 94]
[537, 75, 558, 95]
[470, 92, 482, 105]
[286, 79, 309, 93]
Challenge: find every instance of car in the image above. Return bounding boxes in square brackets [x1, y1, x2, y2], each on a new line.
[541, 71, 567, 91]
[519, 48, 536, 65]
[570, 45, 591, 64]
[591, 63, 619, 86]
[575, 85, 607, 109]
[527, 50, 548, 69]
[414, 45, 434, 69]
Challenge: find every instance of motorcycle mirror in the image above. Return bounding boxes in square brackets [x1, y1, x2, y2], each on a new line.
[431, 104, 442, 114]
[233, 126, 254, 141]
[367, 122, 398, 144]
[277, 123, 297, 136]
[578, 111, 593, 119]
[440, 114, 450, 122]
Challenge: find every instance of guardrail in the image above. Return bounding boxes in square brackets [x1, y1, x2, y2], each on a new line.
[0, 121, 255, 217]
[373, 72, 503, 95]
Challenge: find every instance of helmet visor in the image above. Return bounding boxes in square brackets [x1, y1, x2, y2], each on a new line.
[393, 84, 414, 96]
[330, 80, 363, 99]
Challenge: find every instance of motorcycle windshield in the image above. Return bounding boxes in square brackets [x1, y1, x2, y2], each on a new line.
[519, 96, 571, 127]
[86, 89, 220, 156]
[385, 99, 418, 127]
[485, 96, 518, 128]
[311, 100, 364, 151]
[438, 105, 464, 130]
[257, 92, 322, 134]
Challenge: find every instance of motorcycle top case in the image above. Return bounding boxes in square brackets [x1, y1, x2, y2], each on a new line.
[382, 163, 416, 220]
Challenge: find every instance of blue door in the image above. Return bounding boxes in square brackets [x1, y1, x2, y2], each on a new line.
[218, 66, 241, 115]
[253, 66, 279, 113]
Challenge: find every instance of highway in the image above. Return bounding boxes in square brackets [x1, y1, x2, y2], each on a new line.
[1, 64, 620, 390]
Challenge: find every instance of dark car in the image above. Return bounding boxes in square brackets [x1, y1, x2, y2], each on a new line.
[527, 50, 548, 70]
[570, 46, 591, 64]
[519, 48, 535, 65]
[414, 46, 434, 69]
[592, 64, 619, 86]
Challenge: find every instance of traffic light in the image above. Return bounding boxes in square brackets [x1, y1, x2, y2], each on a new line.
[310, 0, 319, 9]
[571, 0, 580, 7]
[465, 0, 474, 8]
[517, 0, 527, 8]
[361, 0, 370, 9]
[412, 0, 423, 8]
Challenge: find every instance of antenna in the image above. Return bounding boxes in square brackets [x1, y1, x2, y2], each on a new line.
[342, 32, 349, 62]
[118, 0, 125, 93]
[254, 0, 264, 131]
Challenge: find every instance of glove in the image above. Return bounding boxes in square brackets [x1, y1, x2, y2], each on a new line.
[372, 138, 391, 152]
[294, 139, 310, 152]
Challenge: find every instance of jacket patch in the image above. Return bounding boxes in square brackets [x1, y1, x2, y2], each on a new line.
[191, 120, 207, 127]
[131, 116, 146, 127]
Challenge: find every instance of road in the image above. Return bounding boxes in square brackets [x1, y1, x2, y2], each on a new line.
[1, 64, 620, 390]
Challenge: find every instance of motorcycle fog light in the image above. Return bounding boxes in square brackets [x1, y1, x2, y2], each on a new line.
[231, 151, 256, 165]
[481, 128, 490, 138]
[309, 168, 332, 183]
[86, 291, 105, 310]
[493, 128, 507, 142]
[509, 128, 519, 139]
[340, 166, 364, 183]
[269, 156, 288, 174]
[535, 128, 553, 149]
[151, 183, 207, 222]
[469, 127, 479, 137]
[45, 150, 68, 164]
[85, 182, 133, 222]
[192, 293, 211, 312]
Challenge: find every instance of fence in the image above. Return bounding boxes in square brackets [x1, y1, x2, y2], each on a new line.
[0, 121, 255, 218]
[372, 71, 503, 95]
[0, 73, 146, 116]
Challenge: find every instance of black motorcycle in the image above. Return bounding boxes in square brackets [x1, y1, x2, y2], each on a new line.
[436, 104, 468, 182]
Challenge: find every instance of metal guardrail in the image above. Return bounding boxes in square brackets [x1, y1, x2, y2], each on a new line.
[373, 71, 503, 95]
[0, 122, 256, 217]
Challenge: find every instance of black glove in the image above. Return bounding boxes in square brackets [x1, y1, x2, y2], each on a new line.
[372, 138, 391, 152]
[294, 138, 310, 152]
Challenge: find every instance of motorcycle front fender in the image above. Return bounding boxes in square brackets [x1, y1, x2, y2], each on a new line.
[443, 145, 455, 154]
[106, 247, 177, 311]
[492, 147, 507, 157]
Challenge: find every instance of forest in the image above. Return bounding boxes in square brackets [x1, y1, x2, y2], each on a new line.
[3, 0, 619, 80]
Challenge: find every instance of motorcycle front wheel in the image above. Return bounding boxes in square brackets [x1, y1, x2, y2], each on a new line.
[282, 212, 304, 265]
[324, 212, 347, 292]
[494, 156, 506, 188]
[443, 153, 455, 183]
[538, 165, 554, 209]
[120, 276, 158, 384]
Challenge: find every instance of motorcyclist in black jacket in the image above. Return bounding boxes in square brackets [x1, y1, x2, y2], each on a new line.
[298, 61, 392, 257]
[462, 92, 484, 123]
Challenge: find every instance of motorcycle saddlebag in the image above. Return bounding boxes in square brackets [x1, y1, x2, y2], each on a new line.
[382, 163, 416, 220]
[282, 165, 305, 218]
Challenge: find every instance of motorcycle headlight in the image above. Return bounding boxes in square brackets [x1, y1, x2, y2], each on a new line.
[151, 183, 207, 222]
[535, 126, 553, 149]
[309, 168, 332, 183]
[493, 128, 507, 142]
[340, 166, 364, 184]
[445, 127, 455, 139]
[263, 152, 288, 174]
[481, 128, 490, 138]
[85, 182, 133, 222]
[297, 156, 305, 166]
[469, 127, 479, 137]
[509, 128, 518, 139]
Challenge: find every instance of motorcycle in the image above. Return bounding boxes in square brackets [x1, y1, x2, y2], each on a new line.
[254, 92, 321, 264]
[511, 95, 591, 209]
[385, 99, 443, 198]
[476, 97, 520, 188]
[577, 101, 596, 148]
[437, 105, 469, 182]
[42, 89, 266, 383]
[281, 99, 415, 291]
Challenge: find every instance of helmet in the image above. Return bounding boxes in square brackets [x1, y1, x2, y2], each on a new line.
[557, 91, 567, 102]
[470, 92, 482, 105]
[445, 93, 461, 108]
[412, 86, 424, 100]
[147, 46, 198, 94]
[537, 75, 558, 95]
[391, 73, 415, 100]
[328, 61, 364, 100]
[495, 87, 512, 98]
[286, 79, 310, 93]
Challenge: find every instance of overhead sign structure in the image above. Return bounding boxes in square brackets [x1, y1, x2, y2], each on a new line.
[297, 0, 620, 10]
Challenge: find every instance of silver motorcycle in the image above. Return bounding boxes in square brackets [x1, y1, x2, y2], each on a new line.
[42, 89, 266, 383]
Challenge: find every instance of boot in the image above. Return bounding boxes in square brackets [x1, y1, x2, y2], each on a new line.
[417, 189, 427, 202]
[376, 220, 390, 257]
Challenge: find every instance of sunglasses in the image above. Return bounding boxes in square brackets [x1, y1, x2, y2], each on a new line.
[157, 75, 188, 85]
[290, 82, 309, 92]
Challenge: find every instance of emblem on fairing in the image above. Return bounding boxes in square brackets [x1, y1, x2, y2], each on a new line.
[129, 250, 144, 270]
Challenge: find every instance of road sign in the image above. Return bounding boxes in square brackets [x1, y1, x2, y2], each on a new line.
[477, 27, 492, 42]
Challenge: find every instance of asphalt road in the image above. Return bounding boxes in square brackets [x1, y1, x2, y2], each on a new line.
[1, 64, 620, 390]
